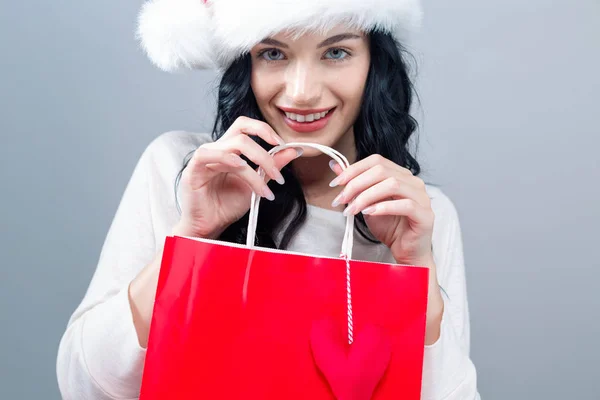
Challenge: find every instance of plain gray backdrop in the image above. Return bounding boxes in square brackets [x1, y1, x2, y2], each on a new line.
[1, 0, 598, 399]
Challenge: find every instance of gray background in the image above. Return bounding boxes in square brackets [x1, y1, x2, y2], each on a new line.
[1, 0, 598, 399]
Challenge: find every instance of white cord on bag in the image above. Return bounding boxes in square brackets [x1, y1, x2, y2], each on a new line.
[246, 142, 355, 345]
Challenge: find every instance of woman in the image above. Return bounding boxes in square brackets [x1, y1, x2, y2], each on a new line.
[57, 0, 480, 398]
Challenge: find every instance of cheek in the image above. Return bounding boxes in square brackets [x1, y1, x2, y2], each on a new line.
[250, 72, 265, 102]
[333, 73, 367, 112]
[251, 68, 279, 107]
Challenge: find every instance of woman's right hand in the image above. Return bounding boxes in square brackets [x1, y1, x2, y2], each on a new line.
[174, 116, 302, 239]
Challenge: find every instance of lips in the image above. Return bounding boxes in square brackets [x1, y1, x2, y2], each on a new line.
[279, 107, 336, 133]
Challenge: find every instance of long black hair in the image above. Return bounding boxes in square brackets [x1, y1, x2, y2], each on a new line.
[175, 30, 422, 249]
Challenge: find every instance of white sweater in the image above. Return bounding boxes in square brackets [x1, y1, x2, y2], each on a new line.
[56, 131, 480, 399]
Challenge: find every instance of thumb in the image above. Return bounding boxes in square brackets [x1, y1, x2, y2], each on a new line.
[328, 160, 344, 176]
[260, 147, 303, 185]
[272, 147, 304, 170]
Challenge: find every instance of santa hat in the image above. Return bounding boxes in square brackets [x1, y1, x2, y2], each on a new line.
[137, 0, 423, 72]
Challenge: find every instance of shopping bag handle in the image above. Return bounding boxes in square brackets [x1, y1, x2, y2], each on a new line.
[247, 142, 355, 260]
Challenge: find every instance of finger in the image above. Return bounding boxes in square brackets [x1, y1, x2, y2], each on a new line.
[223, 116, 286, 147]
[191, 146, 248, 168]
[187, 146, 249, 187]
[342, 177, 427, 216]
[328, 159, 344, 176]
[359, 199, 434, 228]
[205, 146, 302, 199]
[232, 147, 303, 184]
[273, 147, 304, 172]
[329, 154, 402, 188]
[331, 164, 390, 207]
[218, 135, 285, 184]
[205, 162, 276, 201]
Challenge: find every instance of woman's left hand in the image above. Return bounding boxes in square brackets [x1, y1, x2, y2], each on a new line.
[329, 154, 434, 267]
[329, 154, 444, 344]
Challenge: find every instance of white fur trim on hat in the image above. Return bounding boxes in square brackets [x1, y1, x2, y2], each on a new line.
[137, 0, 422, 72]
[137, 0, 217, 71]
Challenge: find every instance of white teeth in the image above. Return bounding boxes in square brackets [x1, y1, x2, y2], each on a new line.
[284, 109, 330, 122]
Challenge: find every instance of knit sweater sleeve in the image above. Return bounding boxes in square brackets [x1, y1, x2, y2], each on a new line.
[420, 190, 481, 399]
[56, 132, 196, 399]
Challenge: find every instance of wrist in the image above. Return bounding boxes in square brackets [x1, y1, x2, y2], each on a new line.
[171, 220, 220, 239]
[171, 222, 196, 237]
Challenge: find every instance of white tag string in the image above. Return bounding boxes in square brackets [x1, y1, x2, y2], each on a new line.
[344, 255, 353, 345]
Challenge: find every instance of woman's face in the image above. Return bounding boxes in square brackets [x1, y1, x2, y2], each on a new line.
[250, 24, 370, 155]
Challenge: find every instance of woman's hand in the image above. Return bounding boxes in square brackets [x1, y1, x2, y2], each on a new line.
[329, 154, 443, 344]
[175, 116, 302, 239]
[329, 154, 434, 265]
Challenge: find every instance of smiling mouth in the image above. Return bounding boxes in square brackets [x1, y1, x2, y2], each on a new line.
[278, 107, 336, 133]
[280, 108, 335, 123]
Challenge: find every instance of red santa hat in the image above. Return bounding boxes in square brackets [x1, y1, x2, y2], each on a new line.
[137, 0, 422, 72]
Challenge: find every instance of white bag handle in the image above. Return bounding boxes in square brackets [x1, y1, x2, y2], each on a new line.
[246, 142, 354, 260]
[245, 142, 356, 344]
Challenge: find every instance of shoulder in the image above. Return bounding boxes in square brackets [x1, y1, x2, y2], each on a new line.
[425, 184, 461, 226]
[144, 130, 214, 162]
[124, 131, 214, 191]
[137, 131, 213, 174]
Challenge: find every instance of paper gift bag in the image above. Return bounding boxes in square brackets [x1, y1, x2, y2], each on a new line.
[139, 143, 430, 400]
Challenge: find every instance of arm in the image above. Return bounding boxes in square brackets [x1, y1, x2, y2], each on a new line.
[420, 195, 481, 400]
[128, 221, 199, 349]
[56, 136, 172, 399]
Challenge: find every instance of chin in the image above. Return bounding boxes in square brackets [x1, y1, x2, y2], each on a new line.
[280, 132, 341, 153]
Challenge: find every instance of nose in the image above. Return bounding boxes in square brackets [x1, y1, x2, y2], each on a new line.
[284, 61, 322, 106]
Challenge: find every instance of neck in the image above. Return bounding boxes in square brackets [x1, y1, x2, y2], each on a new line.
[291, 129, 356, 211]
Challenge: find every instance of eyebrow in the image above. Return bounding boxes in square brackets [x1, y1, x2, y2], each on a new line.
[259, 33, 362, 49]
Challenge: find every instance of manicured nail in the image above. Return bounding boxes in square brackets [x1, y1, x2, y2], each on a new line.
[343, 204, 355, 216]
[295, 148, 304, 158]
[362, 206, 376, 215]
[271, 167, 285, 185]
[273, 135, 286, 145]
[328, 160, 337, 171]
[331, 192, 344, 208]
[263, 186, 275, 201]
[329, 176, 342, 188]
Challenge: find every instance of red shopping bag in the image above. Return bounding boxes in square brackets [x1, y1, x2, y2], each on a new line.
[139, 143, 429, 400]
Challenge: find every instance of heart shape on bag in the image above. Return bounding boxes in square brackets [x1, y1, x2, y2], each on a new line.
[310, 318, 392, 400]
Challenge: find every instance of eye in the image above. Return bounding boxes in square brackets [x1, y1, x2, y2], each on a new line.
[324, 48, 350, 61]
[259, 48, 285, 61]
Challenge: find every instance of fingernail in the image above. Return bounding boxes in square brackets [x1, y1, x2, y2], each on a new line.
[274, 135, 286, 146]
[343, 204, 355, 216]
[295, 148, 304, 158]
[362, 206, 376, 215]
[271, 167, 285, 185]
[329, 160, 337, 171]
[331, 192, 344, 208]
[263, 186, 275, 201]
[329, 176, 342, 188]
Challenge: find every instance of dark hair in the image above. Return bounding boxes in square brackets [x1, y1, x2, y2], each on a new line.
[175, 30, 423, 249]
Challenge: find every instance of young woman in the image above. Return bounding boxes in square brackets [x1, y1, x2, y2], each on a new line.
[57, 0, 480, 398]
